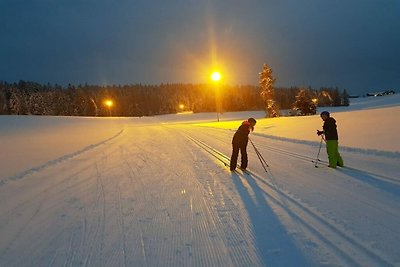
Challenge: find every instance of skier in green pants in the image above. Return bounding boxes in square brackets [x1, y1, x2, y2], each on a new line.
[317, 111, 344, 168]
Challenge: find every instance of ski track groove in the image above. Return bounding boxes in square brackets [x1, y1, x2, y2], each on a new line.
[0, 163, 94, 233]
[190, 139, 259, 262]
[2, 160, 99, 266]
[3, 123, 398, 266]
[139, 231, 148, 267]
[260, 169, 394, 267]
[178, 128, 264, 266]
[185, 132, 395, 267]
[92, 162, 107, 266]
[0, 131, 126, 266]
[205, 171, 254, 266]
[64, 229, 79, 267]
[0, 129, 124, 187]
[173, 130, 233, 265]
[192, 127, 400, 190]
[116, 184, 128, 267]
[47, 249, 58, 267]
[0, 192, 47, 265]
[123, 144, 167, 266]
[72, 170, 100, 265]
[193, 125, 400, 159]
[81, 170, 102, 267]
[122, 149, 150, 267]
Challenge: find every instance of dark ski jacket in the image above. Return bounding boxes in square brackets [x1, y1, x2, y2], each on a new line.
[232, 121, 253, 146]
[322, 117, 339, 140]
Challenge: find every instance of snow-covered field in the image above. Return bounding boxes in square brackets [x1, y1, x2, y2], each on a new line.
[1, 94, 399, 266]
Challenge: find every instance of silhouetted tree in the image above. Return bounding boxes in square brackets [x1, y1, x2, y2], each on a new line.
[342, 89, 350, 106]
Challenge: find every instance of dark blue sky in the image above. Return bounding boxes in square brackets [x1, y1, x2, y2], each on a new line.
[1, 0, 399, 94]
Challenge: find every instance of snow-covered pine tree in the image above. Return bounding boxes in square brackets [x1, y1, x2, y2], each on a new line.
[259, 63, 279, 117]
[292, 88, 317, 115]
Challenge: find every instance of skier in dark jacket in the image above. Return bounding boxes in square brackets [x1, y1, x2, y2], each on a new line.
[230, 118, 257, 171]
[317, 111, 344, 168]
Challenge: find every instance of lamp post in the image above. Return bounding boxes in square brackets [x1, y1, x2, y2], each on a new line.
[211, 71, 221, 122]
[104, 99, 113, 116]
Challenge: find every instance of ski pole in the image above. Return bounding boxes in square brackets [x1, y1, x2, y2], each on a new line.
[314, 135, 324, 168]
[249, 137, 269, 172]
[254, 143, 269, 168]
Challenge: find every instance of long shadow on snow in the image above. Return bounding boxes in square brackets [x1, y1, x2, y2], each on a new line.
[338, 167, 400, 197]
[230, 171, 312, 266]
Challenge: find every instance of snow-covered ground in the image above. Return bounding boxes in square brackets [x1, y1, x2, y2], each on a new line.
[1, 94, 399, 266]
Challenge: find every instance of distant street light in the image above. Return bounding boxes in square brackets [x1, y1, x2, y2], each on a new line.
[211, 71, 222, 122]
[104, 99, 113, 116]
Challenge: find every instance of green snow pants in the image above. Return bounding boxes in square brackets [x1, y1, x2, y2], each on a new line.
[326, 140, 344, 168]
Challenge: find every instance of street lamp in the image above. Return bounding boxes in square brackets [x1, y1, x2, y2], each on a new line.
[211, 71, 221, 82]
[211, 71, 221, 122]
[104, 99, 113, 116]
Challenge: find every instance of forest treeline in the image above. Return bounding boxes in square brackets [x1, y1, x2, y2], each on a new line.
[0, 80, 349, 117]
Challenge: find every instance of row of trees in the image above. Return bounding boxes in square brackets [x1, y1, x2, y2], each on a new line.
[259, 63, 349, 117]
[0, 79, 349, 117]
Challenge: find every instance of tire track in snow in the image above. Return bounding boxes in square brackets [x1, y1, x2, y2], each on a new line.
[185, 133, 395, 267]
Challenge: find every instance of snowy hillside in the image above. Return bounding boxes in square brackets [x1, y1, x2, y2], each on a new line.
[1, 94, 399, 266]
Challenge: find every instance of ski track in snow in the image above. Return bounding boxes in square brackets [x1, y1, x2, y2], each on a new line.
[181, 125, 400, 266]
[1, 116, 400, 266]
[185, 132, 374, 266]
[198, 125, 400, 159]
[0, 129, 124, 187]
[194, 126, 400, 188]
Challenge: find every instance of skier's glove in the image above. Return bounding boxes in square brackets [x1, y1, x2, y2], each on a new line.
[316, 130, 324, 136]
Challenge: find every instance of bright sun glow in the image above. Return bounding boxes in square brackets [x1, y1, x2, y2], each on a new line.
[211, 71, 221, 82]
[104, 100, 113, 107]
